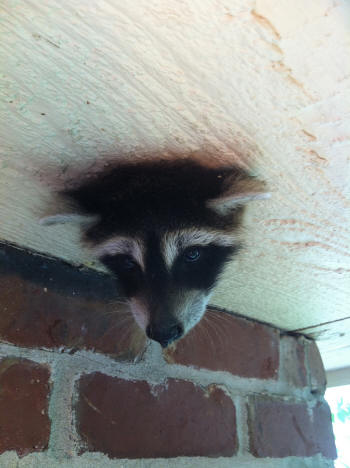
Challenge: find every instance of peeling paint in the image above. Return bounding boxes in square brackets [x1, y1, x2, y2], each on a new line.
[251, 9, 281, 39]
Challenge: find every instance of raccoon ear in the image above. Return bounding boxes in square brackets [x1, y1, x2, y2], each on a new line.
[39, 213, 99, 226]
[207, 177, 270, 215]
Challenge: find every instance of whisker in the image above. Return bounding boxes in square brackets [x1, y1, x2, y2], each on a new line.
[206, 310, 234, 323]
[193, 320, 208, 351]
[100, 305, 131, 319]
[204, 314, 228, 346]
[206, 313, 236, 334]
[101, 316, 135, 337]
[106, 299, 129, 306]
[194, 321, 208, 352]
[201, 316, 216, 352]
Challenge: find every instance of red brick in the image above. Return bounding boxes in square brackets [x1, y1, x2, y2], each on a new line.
[280, 335, 307, 388]
[0, 275, 146, 360]
[164, 309, 279, 379]
[313, 401, 337, 459]
[305, 340, 327, 394]
[76, 374, 237, 458]
[0, 358, 51, 457]
[248, 397, 336, 459]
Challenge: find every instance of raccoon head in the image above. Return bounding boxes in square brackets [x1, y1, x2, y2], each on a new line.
[41, 158, 269, 348]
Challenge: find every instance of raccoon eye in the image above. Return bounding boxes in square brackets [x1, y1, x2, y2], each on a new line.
[183, 247, 201, 262]
[101, 254, 138, 272]
[121, 256, 138, 270]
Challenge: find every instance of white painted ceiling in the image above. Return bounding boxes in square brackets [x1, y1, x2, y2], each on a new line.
[1, 0, 349, 371]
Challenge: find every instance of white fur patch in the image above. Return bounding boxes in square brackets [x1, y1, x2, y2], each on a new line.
[174, 289, 211, 335]
[94, 236, 145, 270]
[161, 229, 239, 268]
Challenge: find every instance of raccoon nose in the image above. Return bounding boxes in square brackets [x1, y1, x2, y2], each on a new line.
[146, 323, 183, 348]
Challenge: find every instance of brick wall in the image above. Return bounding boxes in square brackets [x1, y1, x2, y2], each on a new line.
[0, 242, 336, 468]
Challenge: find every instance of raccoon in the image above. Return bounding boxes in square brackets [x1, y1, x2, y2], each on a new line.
[41, 158, 269, 348]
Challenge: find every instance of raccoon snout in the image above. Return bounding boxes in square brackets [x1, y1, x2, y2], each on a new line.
[146, 322, 183, 348]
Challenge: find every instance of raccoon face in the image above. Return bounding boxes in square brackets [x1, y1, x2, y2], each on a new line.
[95, 229, 239, 347]
[41, 158, 269, 347]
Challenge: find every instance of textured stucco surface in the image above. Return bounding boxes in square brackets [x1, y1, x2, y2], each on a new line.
[0, 452, 335, 468]
[0, 0, 349, 369]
